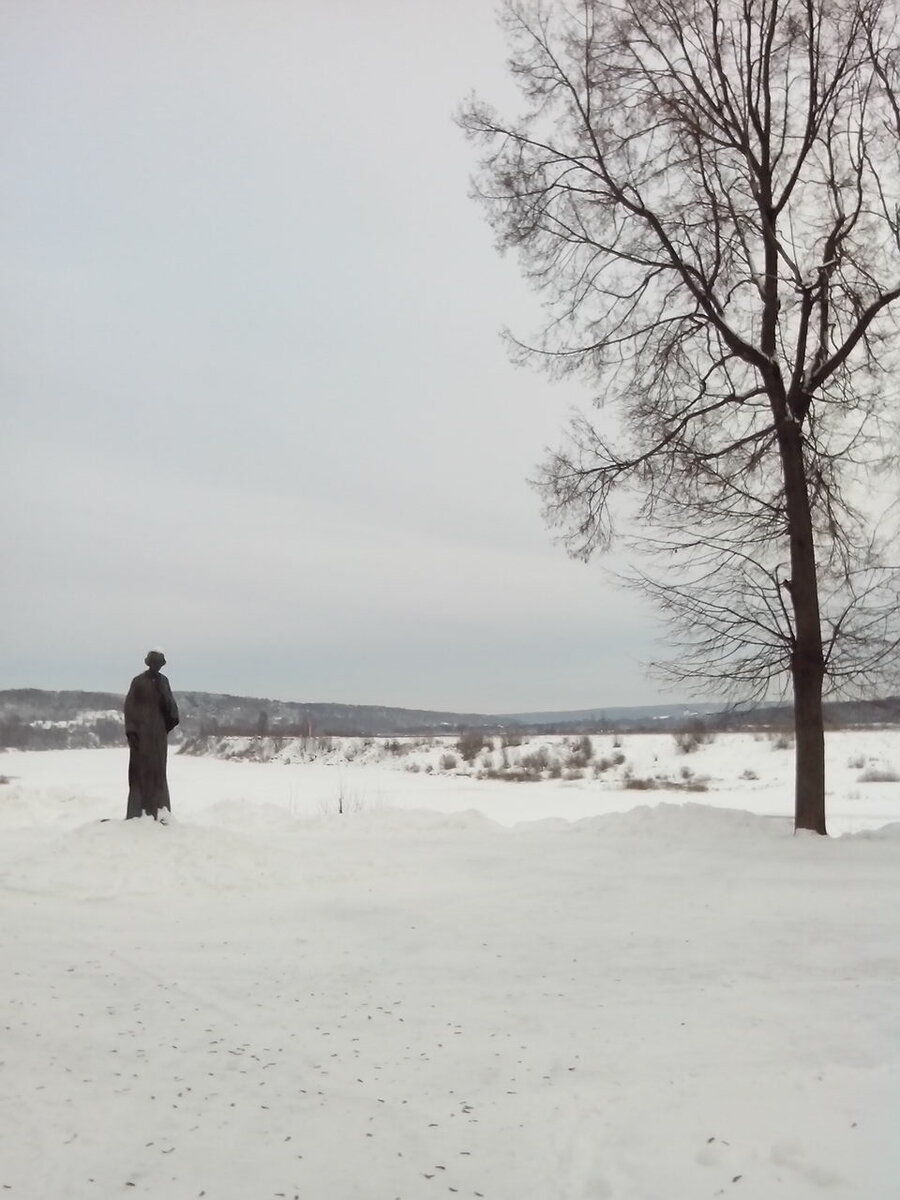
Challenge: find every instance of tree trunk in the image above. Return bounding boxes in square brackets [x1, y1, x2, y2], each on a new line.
[779, 421, 827, 834]
[793, 653, 827, 834]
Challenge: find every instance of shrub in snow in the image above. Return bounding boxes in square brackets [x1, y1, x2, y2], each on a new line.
[857, 766, 900, 783]
[319, 788, 365, 816]
[457, 730, 486, 763]
[440, 752, 458, 771]
[521, 747, 551, 776]
[565, 734, 594, 769]
[673, 719, 714, 754]
[484, 766, 538, 783]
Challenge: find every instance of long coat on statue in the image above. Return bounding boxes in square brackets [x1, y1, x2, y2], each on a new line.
[124, 671, 180, 819]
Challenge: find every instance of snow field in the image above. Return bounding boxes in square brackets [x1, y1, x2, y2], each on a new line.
[176, 727, 900, 835]
[0, 737, 898, 1198]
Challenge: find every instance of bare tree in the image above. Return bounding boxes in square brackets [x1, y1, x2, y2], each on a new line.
[460, 0, 900, 833]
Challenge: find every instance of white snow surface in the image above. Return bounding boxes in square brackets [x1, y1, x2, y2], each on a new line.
[1, 732, 898, 1199]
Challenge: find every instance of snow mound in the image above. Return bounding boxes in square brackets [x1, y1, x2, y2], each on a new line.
[845, 820, 900, 841]
[320, 806, 500, 835]
[573, 801, 791, 843]
[0, 817, 299, 900]
[197, 797, 307, 832]
[513, 816, 574, 833]
[0, 805, 504, 902]
[0, 784, 92, 829]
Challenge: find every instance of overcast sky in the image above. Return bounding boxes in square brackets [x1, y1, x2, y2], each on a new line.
[1, 0, 670, 713]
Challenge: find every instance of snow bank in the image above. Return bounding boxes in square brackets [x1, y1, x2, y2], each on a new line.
[572, 800, 791, 842]
[1, 748, 898, 1198]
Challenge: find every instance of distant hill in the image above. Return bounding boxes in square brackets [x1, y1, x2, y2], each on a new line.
[1, 688, 898, 750]
[172, 694, 728, 737]
[500, 703, 724, 725]
[0, 687, 716, 747]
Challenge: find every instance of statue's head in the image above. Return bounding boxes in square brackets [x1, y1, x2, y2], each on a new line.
[145, 649, 166, 671]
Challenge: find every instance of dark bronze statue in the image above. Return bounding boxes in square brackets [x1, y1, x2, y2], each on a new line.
[124, 650, 180, 820]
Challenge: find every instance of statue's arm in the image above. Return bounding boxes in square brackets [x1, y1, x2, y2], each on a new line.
[124, 678, 139, 738]
[162, 679, 180, 733]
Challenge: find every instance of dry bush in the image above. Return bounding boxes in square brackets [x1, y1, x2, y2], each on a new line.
[857, 766, 900, 783]
[384, 738, 412, 757]
[521, 746, 551, 775]
[484, 767, 539, 783]
[457, 730, 486, 763]
[673, 719, 715, 754]
[673, 729, 702, 753]
[565, 734, 594, 769]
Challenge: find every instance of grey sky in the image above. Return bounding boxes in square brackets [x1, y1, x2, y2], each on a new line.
[1, 0, 665, 712]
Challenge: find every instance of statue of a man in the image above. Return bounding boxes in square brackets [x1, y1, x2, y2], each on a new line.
[124, 649, 180, 820]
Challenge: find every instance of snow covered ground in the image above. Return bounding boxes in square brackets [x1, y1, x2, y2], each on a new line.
[1, 733, 898, 1198]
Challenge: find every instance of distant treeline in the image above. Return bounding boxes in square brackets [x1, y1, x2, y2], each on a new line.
[1, 688, 899, 751]
[0, 714, 124, 750]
